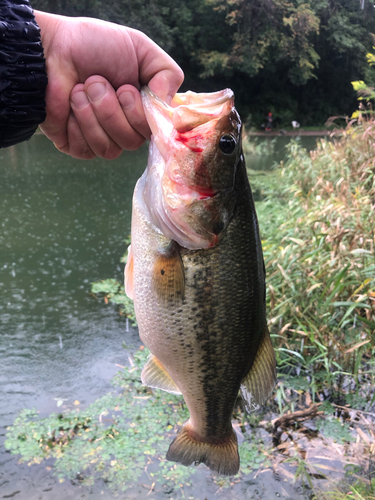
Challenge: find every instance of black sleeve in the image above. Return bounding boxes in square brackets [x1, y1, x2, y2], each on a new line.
[0, 0, 48, 148]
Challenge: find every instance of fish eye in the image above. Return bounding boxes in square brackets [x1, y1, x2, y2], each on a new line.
[219, 134, 236, 155]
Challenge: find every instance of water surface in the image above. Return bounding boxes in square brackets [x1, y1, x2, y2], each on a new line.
[0, 134, 321, 499]
[0, 136, 144, 498]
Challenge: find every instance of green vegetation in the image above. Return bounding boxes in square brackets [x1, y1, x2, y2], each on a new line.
[249, 123, 375, 410]
[351, 44, 375, 123]
[91, 278, 136, 323]
[32, 0, 375, 127]
[242, 134, 277, 157]
[320, 477, 375, 500]
[4, 348, 270, 495]
[91, 238, 136, 322]
[5, 348, 194, 492]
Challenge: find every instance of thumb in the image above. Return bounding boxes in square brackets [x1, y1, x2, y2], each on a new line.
[148, 68, 184, 105]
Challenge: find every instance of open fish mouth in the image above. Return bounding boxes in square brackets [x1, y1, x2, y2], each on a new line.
[142, 86, 235, 136]
[139, 86, 241, 250]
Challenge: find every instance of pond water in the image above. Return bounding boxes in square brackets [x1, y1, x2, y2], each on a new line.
[244, 135, 321, 172]
[0, 135, 321, 500]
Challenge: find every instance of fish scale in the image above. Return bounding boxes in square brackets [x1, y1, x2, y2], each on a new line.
[125, 86, 276, 475]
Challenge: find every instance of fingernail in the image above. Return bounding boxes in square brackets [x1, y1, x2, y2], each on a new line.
[118, 91, 134, 111]
[86, 82, 106, 102]
[71, 90, 89, 109]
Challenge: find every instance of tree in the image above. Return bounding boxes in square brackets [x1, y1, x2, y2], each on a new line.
[197, 1, 321, 85]
[32, 0, 375, 126]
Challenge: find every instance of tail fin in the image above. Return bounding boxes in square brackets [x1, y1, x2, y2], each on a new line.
[166, 423, 239, 476]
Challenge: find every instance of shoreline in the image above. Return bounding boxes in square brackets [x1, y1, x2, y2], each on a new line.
[248, 129, 336, 136]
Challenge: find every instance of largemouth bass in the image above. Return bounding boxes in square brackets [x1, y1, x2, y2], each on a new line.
[125, 87, 276, 476]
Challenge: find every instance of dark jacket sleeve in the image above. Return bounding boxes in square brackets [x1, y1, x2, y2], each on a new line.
[0, 0, 47, 148]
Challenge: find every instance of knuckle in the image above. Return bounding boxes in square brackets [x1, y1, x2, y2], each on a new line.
[174, 67, 185, 86]
[97, 107, 118, 126]
[97, 142, 122, 160]
[124, 136, 145, 151]
[70, 141, 95, 160]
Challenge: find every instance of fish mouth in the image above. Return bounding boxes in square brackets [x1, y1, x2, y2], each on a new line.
[140, 86, 238, 250]
[141, 86, 234, 136]
[141, 85, 236, 196]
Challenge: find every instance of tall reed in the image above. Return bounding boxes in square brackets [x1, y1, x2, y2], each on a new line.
[253, 122, 375, 406]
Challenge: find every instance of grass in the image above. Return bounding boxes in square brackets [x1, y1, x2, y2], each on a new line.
[247, 121, 375, 499]
[248, 122, 375, 410]
[318, 477, 375, 499]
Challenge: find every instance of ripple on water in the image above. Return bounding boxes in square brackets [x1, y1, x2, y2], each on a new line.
[0, 136, 145, 498]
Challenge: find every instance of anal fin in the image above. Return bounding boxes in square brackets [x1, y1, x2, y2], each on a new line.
[141, 354, 182, 395]
[240, 326, 276, 413]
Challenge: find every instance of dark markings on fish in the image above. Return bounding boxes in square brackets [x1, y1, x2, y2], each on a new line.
[181, 164, 267, 440]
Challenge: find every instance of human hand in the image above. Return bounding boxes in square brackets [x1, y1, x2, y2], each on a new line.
[34, 11, 184, 159]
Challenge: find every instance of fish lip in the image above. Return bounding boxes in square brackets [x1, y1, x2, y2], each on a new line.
[141, 86, 173, 140]
[141, 86, 171, 113]
[141, 86, 234, 111]
[141, 85, 236, 150]
[172, 88, 234, 109]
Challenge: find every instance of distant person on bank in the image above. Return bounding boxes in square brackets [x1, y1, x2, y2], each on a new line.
[265, 112, 273, 132]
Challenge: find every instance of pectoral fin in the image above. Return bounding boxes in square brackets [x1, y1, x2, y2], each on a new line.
[124, 245, 134, 300]
[152, 241, 185, 303]
[240, 326, 276, 413]
[141, 354, 182, 395]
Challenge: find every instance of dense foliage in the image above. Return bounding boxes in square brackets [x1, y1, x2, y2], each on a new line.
[250, 122, 375, 407]
[33, 0, 375, 126]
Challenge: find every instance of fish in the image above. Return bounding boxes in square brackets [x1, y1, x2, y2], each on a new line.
[124, 86, 276, 476]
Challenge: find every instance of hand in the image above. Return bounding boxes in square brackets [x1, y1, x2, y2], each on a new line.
[34, 11, 184, 159]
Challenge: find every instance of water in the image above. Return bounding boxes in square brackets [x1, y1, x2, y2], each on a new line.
[245, 135, 321, 171]
[0, 136, 143, 498]
[0, 135, 322, 499]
